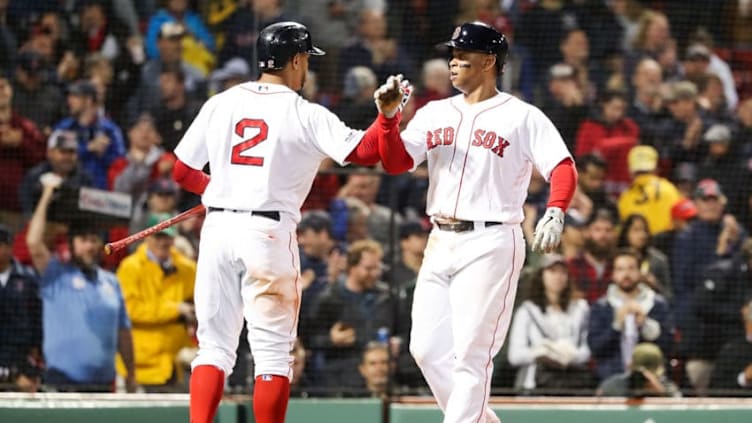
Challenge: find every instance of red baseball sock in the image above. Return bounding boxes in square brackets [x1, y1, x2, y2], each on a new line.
[253, 374, 290, 423]
[190, 365, 225, 423]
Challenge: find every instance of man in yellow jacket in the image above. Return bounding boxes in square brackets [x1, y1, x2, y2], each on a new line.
[116, 213, 196, 390]
[618, 146, 682, 234]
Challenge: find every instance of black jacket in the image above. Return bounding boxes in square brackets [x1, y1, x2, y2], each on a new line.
[683, 255, 752, 359]
[307, 280, 395, 389]
[0, 259, 42, 381]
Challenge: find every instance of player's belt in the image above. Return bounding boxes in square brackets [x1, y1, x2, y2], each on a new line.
[207, 207, 281, 222]
[434, 220, 502, 232]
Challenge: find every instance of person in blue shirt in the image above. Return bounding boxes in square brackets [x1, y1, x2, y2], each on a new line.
[53, 80, 125, 189]
[25, 171, 135, 392]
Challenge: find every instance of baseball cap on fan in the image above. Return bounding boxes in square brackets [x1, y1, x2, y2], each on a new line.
[673, 162, 698, 183]
[539, 253, 567, 269]
[693, 178, 724, 200]
[703, 124, 732, 144]
[148, 178, 179, 196]
[662, 81, 698, 103]
[630, 343, 665, 374]
[627, 145, 658, 174]
[159, 22, 186, 39]
[685, 44, 711, 61]
[210, 58, 250, 83]
[67, 80, 98, 99]
[47, 129, 78, 151]
[146, 212, 177, 237]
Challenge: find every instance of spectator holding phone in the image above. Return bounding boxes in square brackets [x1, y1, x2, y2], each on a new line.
[308, 240, 395, 391]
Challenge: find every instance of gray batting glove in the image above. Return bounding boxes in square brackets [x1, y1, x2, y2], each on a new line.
[374, 74, 413, 118]
[532, 207, 565, 253]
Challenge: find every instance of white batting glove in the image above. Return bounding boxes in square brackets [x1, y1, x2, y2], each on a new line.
[532, 207, 565, 253]
[374, 74, 413, 118]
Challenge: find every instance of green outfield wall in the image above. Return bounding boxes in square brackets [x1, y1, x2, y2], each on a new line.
[3, 396, 752, 423]
[390, 403, 752, 423]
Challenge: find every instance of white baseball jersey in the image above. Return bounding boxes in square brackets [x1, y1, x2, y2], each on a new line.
[175, 82, 363, 223]
[180, 82, 365, 382]
[401, 91, 571, 223]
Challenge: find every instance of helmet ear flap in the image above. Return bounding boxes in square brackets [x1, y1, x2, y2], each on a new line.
[495, 54, 505, 75]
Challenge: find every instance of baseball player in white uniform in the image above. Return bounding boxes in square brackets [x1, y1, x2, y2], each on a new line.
[374, 22, 578, 422]
[172, 22, 409, 423]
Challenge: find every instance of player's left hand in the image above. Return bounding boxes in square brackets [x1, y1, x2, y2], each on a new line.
[374, 74, 412, 118]
[532, 207, 565, 253]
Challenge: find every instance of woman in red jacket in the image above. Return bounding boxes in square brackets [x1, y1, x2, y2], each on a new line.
[575, 90, 640, 197]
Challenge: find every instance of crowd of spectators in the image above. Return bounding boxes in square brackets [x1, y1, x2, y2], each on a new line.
[1, 0, 752, 398]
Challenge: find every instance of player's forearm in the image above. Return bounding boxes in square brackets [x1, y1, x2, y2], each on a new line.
[376, 112, 413, 174]
[345, 122, 381, 166]
[173, 159, 210, 194]
[547, 158, 577, 210]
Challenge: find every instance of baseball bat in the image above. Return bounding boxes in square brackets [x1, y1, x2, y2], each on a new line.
[104, 204, 206, 255]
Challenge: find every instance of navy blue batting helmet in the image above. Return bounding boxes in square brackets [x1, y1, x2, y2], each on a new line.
[445, 21, 508, 67]
[257, 21, 325, 71]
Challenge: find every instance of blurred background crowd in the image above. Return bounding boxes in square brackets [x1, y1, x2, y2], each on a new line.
[1, 0, 752, 399]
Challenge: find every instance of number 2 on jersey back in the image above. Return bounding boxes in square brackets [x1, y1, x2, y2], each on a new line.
[231, 118, 268, 166]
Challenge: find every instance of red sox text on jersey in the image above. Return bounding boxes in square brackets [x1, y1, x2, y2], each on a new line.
[426, 127, 511, 158]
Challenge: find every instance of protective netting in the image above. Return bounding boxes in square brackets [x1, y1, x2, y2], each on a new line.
[0, 0, 751, 399]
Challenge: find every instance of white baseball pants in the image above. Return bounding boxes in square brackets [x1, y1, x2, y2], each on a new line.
[410, 224, 524, 423]
[191, 211, 301, 380]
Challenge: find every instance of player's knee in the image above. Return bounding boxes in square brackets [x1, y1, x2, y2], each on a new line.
[253, 347, 294, 377]
[192, 347, 237, 375]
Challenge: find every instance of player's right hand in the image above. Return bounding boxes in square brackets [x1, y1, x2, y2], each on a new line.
[532, 207, 565, 253]
[374, 74, 412, 118]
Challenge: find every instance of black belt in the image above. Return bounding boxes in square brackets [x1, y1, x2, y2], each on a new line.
[207, 207, 280, 222]
[435, 220, 502, 232]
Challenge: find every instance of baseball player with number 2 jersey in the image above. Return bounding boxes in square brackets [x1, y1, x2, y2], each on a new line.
[375, 22, 578, 423]
[172, 22, 410, 423]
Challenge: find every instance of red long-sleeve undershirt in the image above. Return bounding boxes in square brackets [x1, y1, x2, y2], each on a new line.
[547, 157, 577, 211]
[173, 160, 210, 194]
[344, 120, 382, 165]
[375, 112, 577, 211]
[377, 112, 414, 174]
